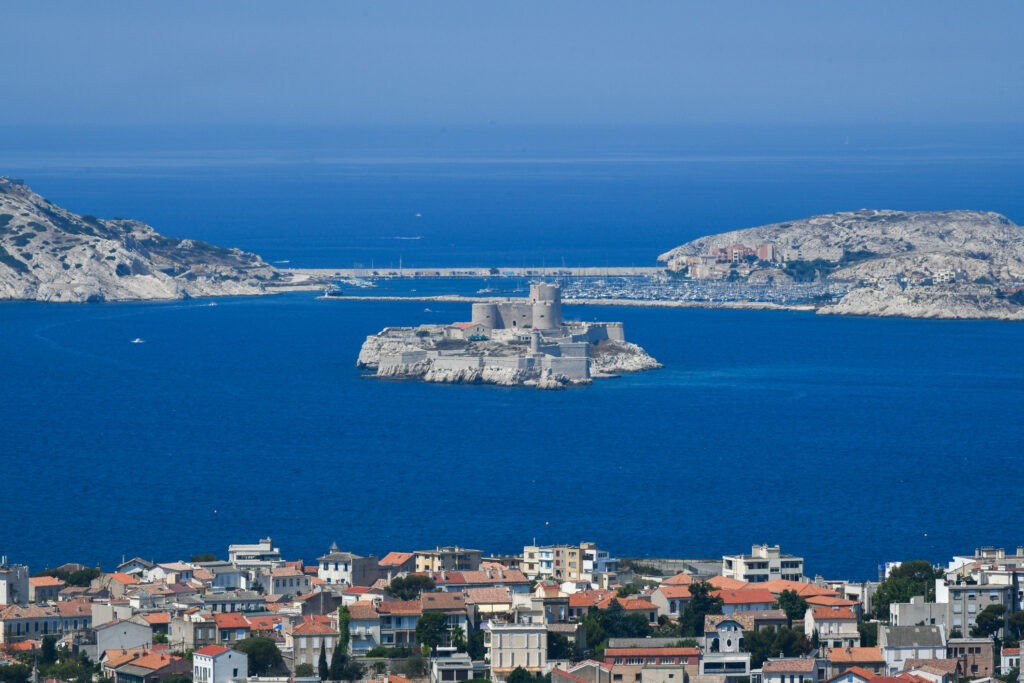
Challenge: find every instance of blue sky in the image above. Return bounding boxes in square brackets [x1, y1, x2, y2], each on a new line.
[2, 1, 1022, 126]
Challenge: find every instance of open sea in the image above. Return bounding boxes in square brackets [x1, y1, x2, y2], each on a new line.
[2, 124, 1023, 580]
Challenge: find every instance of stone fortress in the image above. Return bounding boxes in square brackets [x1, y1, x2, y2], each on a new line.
[357, 283, 659, 388]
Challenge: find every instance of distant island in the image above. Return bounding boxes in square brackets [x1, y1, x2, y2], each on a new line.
[0, 177, 299, 302]
[659, 209, 1024, 320]
[357, 283, 661, 388]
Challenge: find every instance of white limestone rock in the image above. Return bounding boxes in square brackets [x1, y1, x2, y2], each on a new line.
[658, 209, 1024, 320]
[0, 177, 280, 302]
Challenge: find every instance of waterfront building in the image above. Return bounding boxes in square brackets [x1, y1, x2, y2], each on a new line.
[227, 537, 283, 570]
[522, 542, 617, 584]
[0, 559, 30, 606]
[415, 546, 483, 573]
[722, 545, 805, 583]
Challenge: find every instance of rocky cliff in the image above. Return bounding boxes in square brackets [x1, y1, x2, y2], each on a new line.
[659, 209, 1024, 320]
[0, 177, 282, 302]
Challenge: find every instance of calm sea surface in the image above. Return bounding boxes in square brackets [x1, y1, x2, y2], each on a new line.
[2, 125, 1023, 579]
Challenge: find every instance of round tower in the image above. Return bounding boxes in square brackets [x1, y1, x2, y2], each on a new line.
[529, 282, 562, 329]
[471, 303, 499, 329]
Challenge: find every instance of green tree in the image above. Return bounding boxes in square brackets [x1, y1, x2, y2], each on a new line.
[774, 590, 808, 628]
[0, 663, 31, 683]
[153, 632, 169, 644]
[467, 629, 486, 661]
[743, 627, 812, 668]
[41, 636, 58, 665]
[972, 604, 1006, 638]
[387, 575, 436, 600]
[337, 605, 351, 653]
[547, 631, 574, 660]
[416, 611, 449, 650]
[296, 664, 315, 677]
[871, 561, 942, 620]
[679, 581, 723, 637]
[163, 676, 192, 683]
[507, 667, 534, 683]
[860, 622, 876, 651]
[190, 553, 218, 562]
[329, 643, 345, 681]
[616, 580, 655, 598]
[318, 641, 329, 681]
[1008, 611, 1024, 640]
[451, 625, 467, 653]
[233, 637, 284, 676]
[341, 658, 365, 683]
[402, 652, 428, 677]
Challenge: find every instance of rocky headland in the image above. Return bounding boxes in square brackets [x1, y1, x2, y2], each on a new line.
[0, 177, 288, 302]
[659, 209, 1024, 320]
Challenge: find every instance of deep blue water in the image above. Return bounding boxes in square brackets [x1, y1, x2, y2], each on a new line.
[3, 293, 1023, 580]
[3, 124, 1024, 580]
[2, 124, 1023, 268]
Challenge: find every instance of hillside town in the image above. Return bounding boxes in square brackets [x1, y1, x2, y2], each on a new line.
[1, 541, 1021, 683]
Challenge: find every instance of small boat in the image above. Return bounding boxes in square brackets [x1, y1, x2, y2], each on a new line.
[321, 285, 344, 298]
[131, 338, 145, 344]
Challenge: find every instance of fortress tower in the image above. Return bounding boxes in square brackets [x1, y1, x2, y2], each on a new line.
[529, 282, 562, 330]
[470, 282, 563, 330]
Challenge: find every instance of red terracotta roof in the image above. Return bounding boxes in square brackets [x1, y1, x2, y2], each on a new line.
[29, 576, 65, 587]
[194, 645, 230, 657]
[714, 589, 775, 604]
[568, 589, 616, 607]
[807, 596, 861, 607]
[292, 620, 338, 636]
[128, 653, 181, 671]
[465, 587, 513, 604]
[707, 576, 749, 591]
[812, 607, 858, 620]
[756, 579, 837, 598]
[213, 613, 251, 629]
[140, 612, 171, 625]
[661, 573, 695, 586]
[762, 659, 816, 673]
[108, 572, 140, 585]
[596, 597, 657, 612]
[826, 647, 884, 663]
[656, 585, 692, 599]
[826, 666, 879, 683]
[348, 602, 380, 620]
[380, 552, 414, 567]
[604, 648, 699, 658]
[378, 600, 422, 615]
[246, 615, 283, 631]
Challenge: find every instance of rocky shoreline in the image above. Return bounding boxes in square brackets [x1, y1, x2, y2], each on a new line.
[358, 327, 661, 389]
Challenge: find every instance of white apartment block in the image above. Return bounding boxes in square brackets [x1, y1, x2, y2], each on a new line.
[722, 545, 803, 583]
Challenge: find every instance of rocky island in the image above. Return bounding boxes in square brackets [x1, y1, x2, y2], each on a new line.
[0, 177, 286, 302]
[658, 209, 1024, 320]
[357, 283, 661, 388]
